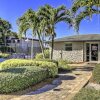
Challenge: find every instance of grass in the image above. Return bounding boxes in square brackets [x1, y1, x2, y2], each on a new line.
[72, 88, 100, 100]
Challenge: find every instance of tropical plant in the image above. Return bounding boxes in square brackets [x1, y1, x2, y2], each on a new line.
[72, 0, 100, 13]
[68, 0, 100, 34]
[0, 18, 11, 46]
[17, 9, 47, 59]
[38, 5, 67, 59]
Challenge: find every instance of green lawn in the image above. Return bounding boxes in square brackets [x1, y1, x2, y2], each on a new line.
[72, 88, 100, 100]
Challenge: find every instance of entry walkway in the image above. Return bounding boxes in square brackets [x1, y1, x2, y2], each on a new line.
[11, 66, 93, 100]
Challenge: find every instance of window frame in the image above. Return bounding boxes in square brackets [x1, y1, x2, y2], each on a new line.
[64, 43, 72, 51]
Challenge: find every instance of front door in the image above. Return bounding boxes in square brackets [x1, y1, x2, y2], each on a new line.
[86, 43, 98, 61]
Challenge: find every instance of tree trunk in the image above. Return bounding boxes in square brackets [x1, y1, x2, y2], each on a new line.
[31, 34, 34, 59]
[37, 32, 45, 59]
[50, 34, 54, 59]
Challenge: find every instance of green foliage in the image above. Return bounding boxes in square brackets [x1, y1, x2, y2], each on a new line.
[34, 59, 58, 67]
[35, 50, 50, 59]
[0, 46, 14, 53]
[35, 53, 43, 59]
[58, 59, 71, 70]
[73, 88, 100, 100]
[0, 59, 58, 77]
[0, 66, 48, 93]
[44, 50, 50, 58]
[93, 64, 100, 84]
[0, 53, 10, 58]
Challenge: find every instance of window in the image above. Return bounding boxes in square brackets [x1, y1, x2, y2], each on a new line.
[65, 43, 72, 51]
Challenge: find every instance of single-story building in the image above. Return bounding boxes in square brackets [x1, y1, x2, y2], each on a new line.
[49, 34, 100, 63]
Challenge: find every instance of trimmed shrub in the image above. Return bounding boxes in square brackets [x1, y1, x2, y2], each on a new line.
[35, 53, 43, 59]
[34, 59, 58, 66]
[0, 66, 48, 93]
[0, 59, 58, 77]
[73, 88, 100, 100]
[35, 50, 50, 59]
[93, 64, 100, 84]
[58, 59, 71, 70]
[0, 53, 10, 58]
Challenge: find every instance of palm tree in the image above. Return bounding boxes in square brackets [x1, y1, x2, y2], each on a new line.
[67, 0, 100, 34]
[72, 0, 100, 13]
[38, 5, 67, 59]
[64, 6, 100, 34]
[17, 9, 37, 59]
[17, 9, 46, 59]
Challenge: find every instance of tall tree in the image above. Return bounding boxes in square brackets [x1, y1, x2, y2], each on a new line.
[72, 0, 100, 13]
[0, 18, 12, 45]
[17, 9, 46, 59]
[64, 6, 100, 34]
[38, 5, 67, 59]
[17, 9, 37, 59]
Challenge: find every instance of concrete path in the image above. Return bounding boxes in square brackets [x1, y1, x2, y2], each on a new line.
[10, 66, 93, 100]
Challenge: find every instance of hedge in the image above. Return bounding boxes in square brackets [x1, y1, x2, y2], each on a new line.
[35, 50, 50, 59]
[93, 64, 100, 84]
[33, 59, 58, 66]
[0, 66, 48, 93]
[0, 59, 58, 77]
[0, 53, 10, 58]
[73, 88, 100, 100]
[58, 59, 71, 70]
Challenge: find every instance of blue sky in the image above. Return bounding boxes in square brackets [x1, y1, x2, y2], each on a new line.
[0, 0, 100, 38]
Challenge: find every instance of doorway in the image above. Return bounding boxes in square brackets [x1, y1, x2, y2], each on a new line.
[86, 43, 98, 61]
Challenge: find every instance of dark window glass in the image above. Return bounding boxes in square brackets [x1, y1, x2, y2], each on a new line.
[65, 43, 72, 51]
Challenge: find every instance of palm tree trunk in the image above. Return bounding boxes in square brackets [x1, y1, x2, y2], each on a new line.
[31, 34, 34, 59]
[50, 34, 54, 59]
[37, 32, 45, 59]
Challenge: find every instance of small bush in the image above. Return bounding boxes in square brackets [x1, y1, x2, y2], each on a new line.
[34, 59, 58, 66]
[0, 59, 58, 77]
[0, 53, 10, 58]
[0, 46, 14, 53]
[35, 53, 43, 59]
[58, 59, 71, 70]
[93, 64, 100, 84]
[35, 50, 50, 59]
[0, 66, 48, 93]
[73, 88, 100, 100]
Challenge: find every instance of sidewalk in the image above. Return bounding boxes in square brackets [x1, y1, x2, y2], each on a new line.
[10, 66, 92, 100]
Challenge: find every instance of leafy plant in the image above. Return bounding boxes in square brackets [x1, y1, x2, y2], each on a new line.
[0, 66, 48, 93]
[35, 50, 50, 59]
[0, 53, 10, 58]
[0, 59, 58, 77]
[58, 59, 71, 71]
